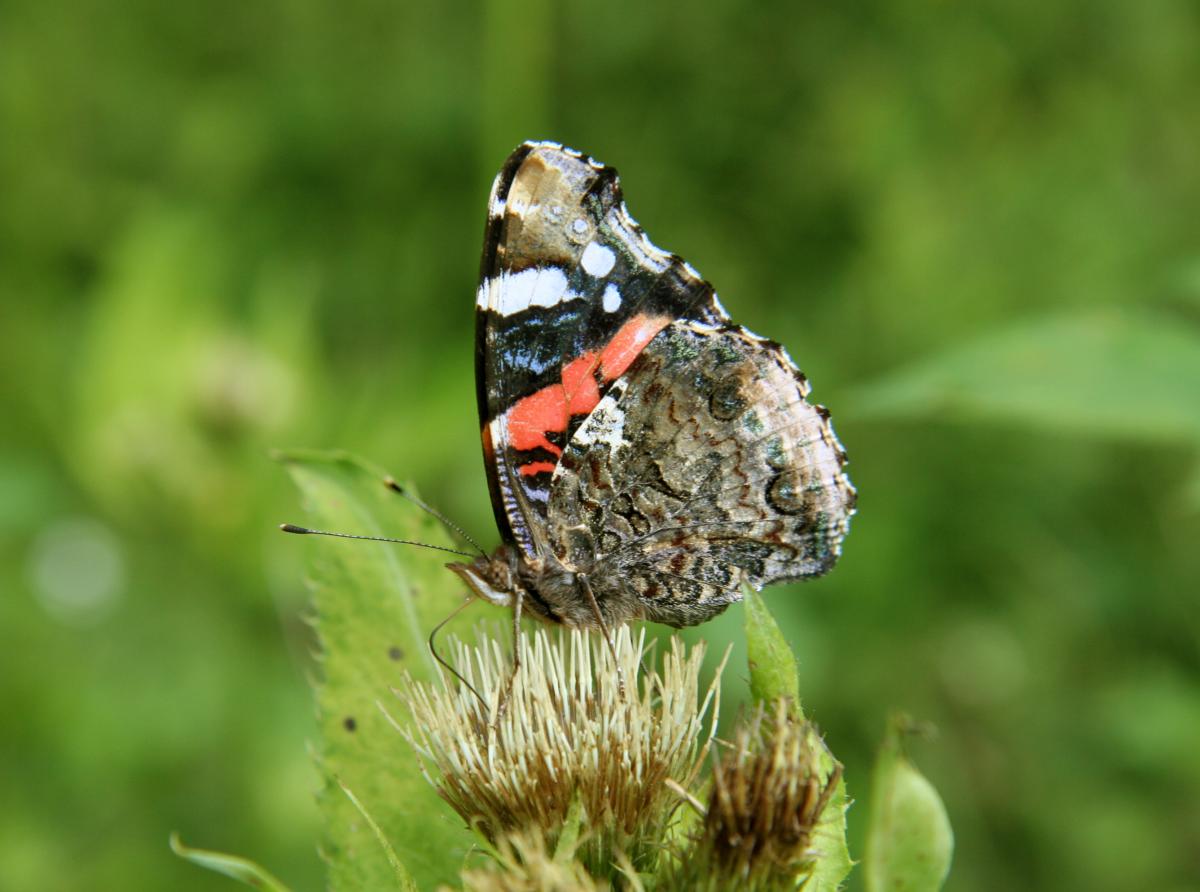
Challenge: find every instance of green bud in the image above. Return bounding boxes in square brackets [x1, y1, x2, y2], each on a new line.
[863, 717, 954, 892]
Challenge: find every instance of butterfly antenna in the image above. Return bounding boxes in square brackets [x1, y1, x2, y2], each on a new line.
[428, 597, 489, 712]
[278, 523, 478, 559]
[383, 477, 487, 558]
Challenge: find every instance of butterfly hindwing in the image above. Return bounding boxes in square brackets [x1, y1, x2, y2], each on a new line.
[546, 322, 856, 628]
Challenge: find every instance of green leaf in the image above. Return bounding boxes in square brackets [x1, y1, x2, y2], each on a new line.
[742, 589, 851, 891]
[552, 793, 588, 863]
[863, 717, 954, 892]
[847, 309, 1200, 443]
[169, 834, 293, 891]
[743, 587, 800, 715]
[804, 750, 854, 892]
[337, 778, 419, 892]
[278, 449, 479, 891]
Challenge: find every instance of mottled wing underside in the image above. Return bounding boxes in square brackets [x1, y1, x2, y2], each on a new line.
[548, 322, 856, 628]
[477, 141, 727, 558]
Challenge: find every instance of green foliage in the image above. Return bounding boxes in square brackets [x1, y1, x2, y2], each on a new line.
[280, 451, 475, 891]
[863, 720, 953, 892]
[849, 309, 1200, 443]
[743, 586, 801, 714]
[743, 591, 853, 892]
[170, 834, 294, 892]
[743, 590, 955, 892]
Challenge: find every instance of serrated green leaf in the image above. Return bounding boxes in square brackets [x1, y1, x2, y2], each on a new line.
[804, 755, 854, 892]
[169, 833, 293, 891]
[743, 587, 800, 715]
[278, 449, 480, 891]
[848, 310, 1200, 443]
[863, 719, 954, 892]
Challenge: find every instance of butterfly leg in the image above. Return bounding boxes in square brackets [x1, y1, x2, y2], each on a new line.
[579, 575, 627, 697]
[495, 590, 524, 725]
[428, 596, 488, 712]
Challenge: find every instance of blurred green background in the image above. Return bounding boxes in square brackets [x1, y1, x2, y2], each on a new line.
[2, 0, 1198, 889]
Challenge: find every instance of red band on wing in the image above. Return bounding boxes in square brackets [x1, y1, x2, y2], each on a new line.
[600, 314, 671, 381]
[505, 313, 672, 470]
[561, 350, 601, 414]
[507, 386, 568, 455]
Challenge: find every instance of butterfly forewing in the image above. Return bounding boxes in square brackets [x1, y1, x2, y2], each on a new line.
[476, 141, 727, 558]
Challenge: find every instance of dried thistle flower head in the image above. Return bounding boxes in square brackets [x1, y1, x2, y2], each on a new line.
[678, 703, 843, 891]
[398, 626, 722, 877]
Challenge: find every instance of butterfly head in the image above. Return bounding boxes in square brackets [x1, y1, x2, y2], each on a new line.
[446, 550, 519, 610]
[447, 546, 597, 627]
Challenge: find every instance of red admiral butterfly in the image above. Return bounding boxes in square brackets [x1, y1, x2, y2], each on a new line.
[447, 141, 855, 631]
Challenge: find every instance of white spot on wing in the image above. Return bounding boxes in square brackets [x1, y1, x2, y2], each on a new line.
[476, 280, 491, 309]
[555, 394, 627, 484]
[572, 219, 588, 235]
[602, 283, 622, 313]
[591, 397, 627, 452]
[581, 242, 616, 278]
[496, 267, 583, 315]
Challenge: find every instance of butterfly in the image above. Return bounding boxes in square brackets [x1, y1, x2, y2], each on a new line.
[446, 141, 855, 633]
